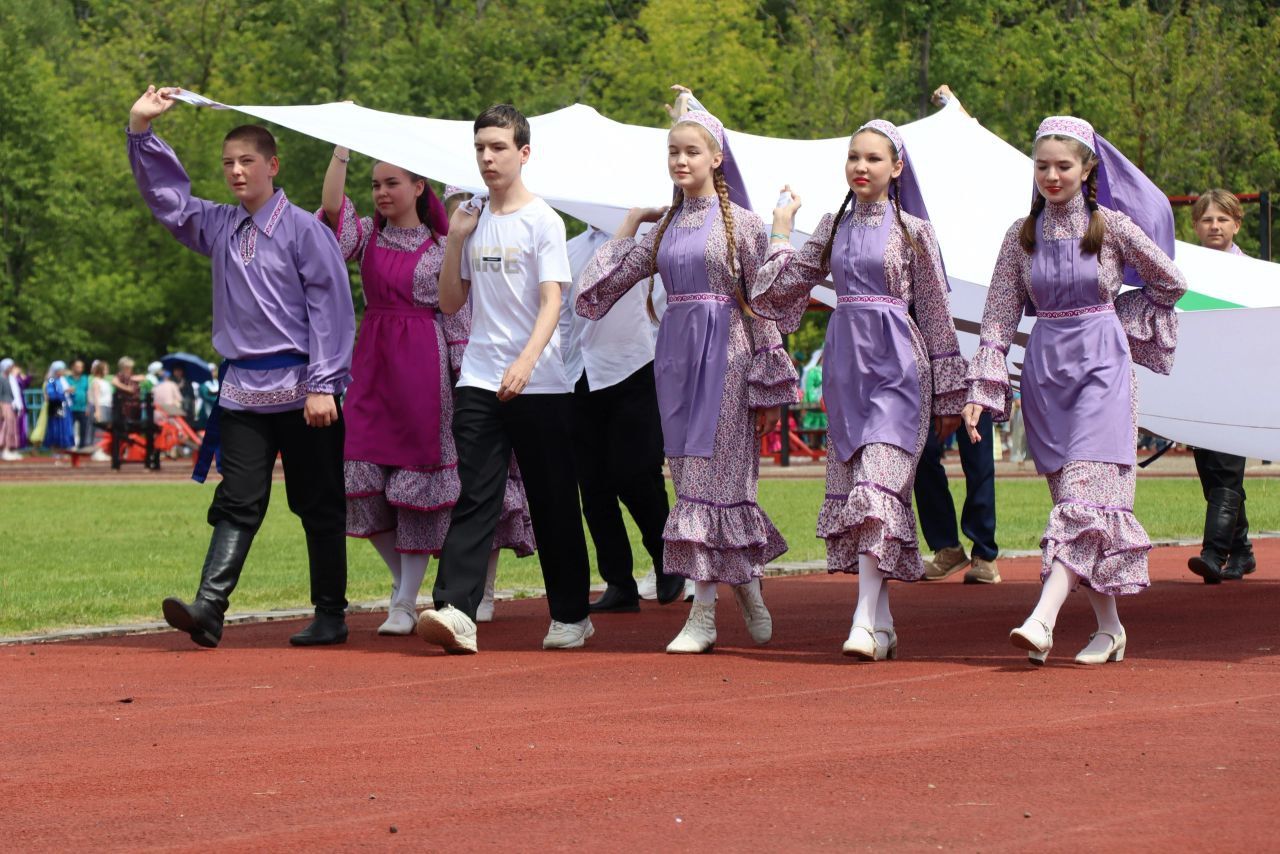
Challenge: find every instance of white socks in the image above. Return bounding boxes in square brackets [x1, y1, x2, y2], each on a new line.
[852, 553, 885, 629]
[1028, 560, 1076, 631]
[395, 553, 429, 610]
[370, 531, 401, 597]
[692, 580, 717, 605]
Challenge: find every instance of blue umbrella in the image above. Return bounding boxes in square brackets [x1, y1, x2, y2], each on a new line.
[160, 352, 213, 384]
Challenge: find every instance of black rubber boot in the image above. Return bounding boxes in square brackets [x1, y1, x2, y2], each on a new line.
[290, 533, 349, 646]
[162, 521, 254, 648]
[1222, 501, 1256, 580]
[1188, 487, 1240, 585]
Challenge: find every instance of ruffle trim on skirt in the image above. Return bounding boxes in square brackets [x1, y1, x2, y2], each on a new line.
[662, 496, 789, 584]
[493, 474, 536, 556]
[818, 481, 924, 581]
[1040, 500, 1151, 595]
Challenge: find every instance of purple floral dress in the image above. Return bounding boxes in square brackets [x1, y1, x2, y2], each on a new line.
[966, 193, 1186, 594]
[326, 197, 535, 557]
[577, 194, 798, 584]
[752, 202, 967, 580]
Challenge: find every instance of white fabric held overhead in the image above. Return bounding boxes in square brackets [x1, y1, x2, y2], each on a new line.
[171, 89, 1280, 458]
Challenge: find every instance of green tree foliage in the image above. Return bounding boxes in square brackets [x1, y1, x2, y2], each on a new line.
[0, 0, 1276, 367]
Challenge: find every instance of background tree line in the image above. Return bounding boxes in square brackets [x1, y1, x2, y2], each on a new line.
[1, 0, 1277, 367]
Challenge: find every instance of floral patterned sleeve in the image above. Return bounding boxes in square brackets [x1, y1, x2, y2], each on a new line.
[740, 212, 800, 409]
[964, 221, 1026, 421]
[575, 225, 660, 321]
[1107, 209, 1187, 376]
[315, 195, 371, 262]
[749, 213, 835, 335]
[909, 219, 967, 416]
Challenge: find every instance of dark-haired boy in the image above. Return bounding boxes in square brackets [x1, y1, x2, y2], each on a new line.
[127, 86, 355, 648]
[418, 104, 592, 653]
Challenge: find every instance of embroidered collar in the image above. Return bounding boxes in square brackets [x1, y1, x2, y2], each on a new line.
[238, 189, 289, 239]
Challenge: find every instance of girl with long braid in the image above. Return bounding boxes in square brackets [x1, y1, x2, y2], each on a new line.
[752, 120, 966, 661]
[963, 117, 1186, 665]
[577, 93, 798, 654]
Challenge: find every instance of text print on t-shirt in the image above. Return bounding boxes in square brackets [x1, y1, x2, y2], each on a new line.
[471, 245, 521, 275]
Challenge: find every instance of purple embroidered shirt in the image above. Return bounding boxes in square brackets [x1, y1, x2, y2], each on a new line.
[127, 128, 354, 412]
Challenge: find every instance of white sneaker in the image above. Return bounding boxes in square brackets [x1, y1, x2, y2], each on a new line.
[377, 604, 418, 636]
[415, 604, 478, 654]
[636, 570, 658, 601]
[666, 601, 717, 654]
[90, 449, 111, 462]
[542, 617, 595, 649]
[1, 450, 20, 461]
[732, 578, 772, 644]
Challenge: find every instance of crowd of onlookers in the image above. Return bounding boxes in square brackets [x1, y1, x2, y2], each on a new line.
[0, 356, 220, 462]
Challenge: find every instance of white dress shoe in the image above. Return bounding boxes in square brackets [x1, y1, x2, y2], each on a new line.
[732, 579, 772, 644]
[1010, 617, 1053, 665]
[376, 604, 418, 636]
[1074, 629, 1126, 665]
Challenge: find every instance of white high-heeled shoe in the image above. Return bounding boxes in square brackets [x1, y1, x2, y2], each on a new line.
[1009, 617, 1053, 665]
[1074, 629, 1126, 665]
[874, 626, 898, 661]
[842, 624, 882, 660]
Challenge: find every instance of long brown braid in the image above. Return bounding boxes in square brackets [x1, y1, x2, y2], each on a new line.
[644, 187, 683, 322]
[712, 169, 753, 316]
[890, 175, 921, 256]
[1019, 135, 1104, 254]
[819, 189, 854, 269]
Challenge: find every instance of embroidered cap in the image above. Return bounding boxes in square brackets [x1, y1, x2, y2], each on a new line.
[1035, 116, 1097, 153]
[673, 108, 752, 211]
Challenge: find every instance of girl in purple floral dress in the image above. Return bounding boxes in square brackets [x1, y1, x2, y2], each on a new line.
[962, 116, 1186, 666]
[752, 120, 966, 661]
[577, 102, 797, 654]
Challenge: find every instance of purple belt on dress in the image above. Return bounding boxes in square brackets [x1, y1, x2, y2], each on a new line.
[1035, 304, 1115, 320]
[836, 294, 907, 309]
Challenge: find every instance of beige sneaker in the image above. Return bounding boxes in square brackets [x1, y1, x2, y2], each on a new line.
[963, 557, 1001, 584]
[923, 545, 969, 580]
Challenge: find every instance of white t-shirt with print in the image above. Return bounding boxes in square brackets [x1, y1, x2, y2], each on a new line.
[458, 196, 574, 394]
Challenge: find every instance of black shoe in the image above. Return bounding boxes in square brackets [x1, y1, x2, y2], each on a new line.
[1222, 548, 1256, 581]
[162, 597, 223, 648]
[1188, 553, 1225, 585]
[589, 585, 641, 613]
[162, 521, 255, 648]
[289, 612, 349, 646]
[655, 571, 685, 605]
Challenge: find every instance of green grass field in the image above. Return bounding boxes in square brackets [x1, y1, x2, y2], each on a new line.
[2, 477, 1276, 636]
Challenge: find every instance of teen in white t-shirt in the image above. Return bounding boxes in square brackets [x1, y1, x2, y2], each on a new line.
[459, 197, 573, 394]
[417, 104, 593, 655]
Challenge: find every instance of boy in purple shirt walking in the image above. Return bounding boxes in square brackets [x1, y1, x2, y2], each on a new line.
[128, 86, 356, 648]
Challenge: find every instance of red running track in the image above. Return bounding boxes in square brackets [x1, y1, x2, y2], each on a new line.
[2, 541, 1277, 851]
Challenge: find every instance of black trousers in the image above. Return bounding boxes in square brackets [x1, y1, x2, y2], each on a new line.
[207, 405, 348, 610]
[435, 387, 590, 623]
[912, 412, 998, 561]
[571, 363, 670, 593]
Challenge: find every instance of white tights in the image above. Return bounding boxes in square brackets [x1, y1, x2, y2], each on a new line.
[1027, 560, 1124, 644]
[370, 531, 429, 609]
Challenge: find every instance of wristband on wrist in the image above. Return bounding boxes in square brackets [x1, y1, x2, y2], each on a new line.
[333, 152, 350, 163]
[769, 232, 790, 241]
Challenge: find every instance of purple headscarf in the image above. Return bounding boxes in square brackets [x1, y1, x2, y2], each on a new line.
[674, 110, 752, 212]
[1035, 115, 1175, 285]
[855, 118, 948, 290]
[856, 119, 934, 226]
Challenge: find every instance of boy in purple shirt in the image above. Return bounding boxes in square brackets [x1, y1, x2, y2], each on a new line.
[128, 85, 355, 648]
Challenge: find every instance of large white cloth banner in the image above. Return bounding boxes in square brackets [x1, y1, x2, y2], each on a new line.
[174, 91, 1280, 458]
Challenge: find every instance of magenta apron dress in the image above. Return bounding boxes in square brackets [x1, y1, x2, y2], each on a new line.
[653, 202, 731, 458]
[823, 210, 922, 461]
[1021, 213, 1135, 474]
[343, 220, 443, 470]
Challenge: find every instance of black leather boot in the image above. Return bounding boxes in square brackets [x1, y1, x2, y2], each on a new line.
[590, 584, 642, 613]
[655, 569, 686, 605]
[162, 521, 254, 648]
[1188, 487, 1240, 585]
[290, 533, 349, 646]
[1222, 501, 1256, 580]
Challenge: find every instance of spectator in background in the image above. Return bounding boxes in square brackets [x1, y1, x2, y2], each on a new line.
[87, 359, 113, 460]
[66, 359, 91, 449]
[42, 361, 76, 455]
[113, 356, 142, 422]
[0, 358, 21, 461]
[1187, 189, 1254, 583]
[152, 369, 183, 421]
[11, 363, 31, 449]
[197, 363, 219, 429]
[172, 365, 197, 422]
